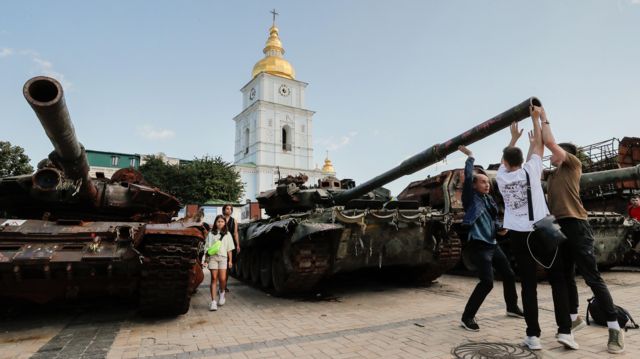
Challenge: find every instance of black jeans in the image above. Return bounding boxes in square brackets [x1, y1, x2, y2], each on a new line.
[509, 230, 572, 336]
[559, 218, 617, 322]
[462, 240, 519, 320]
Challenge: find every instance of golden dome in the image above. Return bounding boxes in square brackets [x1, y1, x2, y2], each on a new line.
[322, 153, 335, 174]
[251, 25, 296, 80]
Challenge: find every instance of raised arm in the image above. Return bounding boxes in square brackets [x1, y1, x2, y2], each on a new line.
[527, 106, 544, 159]
[508, 122, 524, 147]
[539, 107, 566, 163]
[458, 145, 474, 209]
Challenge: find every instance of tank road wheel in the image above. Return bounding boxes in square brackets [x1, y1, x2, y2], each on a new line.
[250, 250, 261, 285]
[271, 250, 289, 295]
[259, 251, 273, 288]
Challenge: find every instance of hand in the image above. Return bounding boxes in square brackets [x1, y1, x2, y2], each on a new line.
[201, 262, 207, 269]
[528, 130, 536, 144]
[228, 261, 233, 269]
[497, 229, 508, 236]
[530, 105, 542, 121]
[458, 145, 473, 157]
[510, 122, 523, 142]
[237, 246, 241, 254]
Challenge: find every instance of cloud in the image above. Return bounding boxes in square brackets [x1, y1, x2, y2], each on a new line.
[0, 47, 13, 58]
[316, 131, 358, 151]
[2, 48, 72, 88]
[27, 51, 72, 89]
[631, 0, 640, 4]
[138, 125, 176, 140]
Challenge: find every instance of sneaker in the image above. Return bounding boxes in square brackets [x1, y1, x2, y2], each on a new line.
[572, 316, 587, 333]
[607, 328, 625, 354]
[506, 307, 525, 319]
[218, 292, 226, 306]
[557, 333, 579, 350]
[209, 300, 218, 311]
[460, 317, 480, 331]
[522, 336, 542, 350]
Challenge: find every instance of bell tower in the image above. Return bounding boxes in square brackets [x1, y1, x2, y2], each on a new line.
[233, 11, 327, 202]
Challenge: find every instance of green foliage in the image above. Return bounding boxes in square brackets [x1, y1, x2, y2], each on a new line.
[139, 155, 243, 204]
[0, 141, 33, 177]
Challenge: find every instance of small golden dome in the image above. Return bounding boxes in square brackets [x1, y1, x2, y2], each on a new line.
[251, 25, 296, 80]
[322, 153, 335, 174]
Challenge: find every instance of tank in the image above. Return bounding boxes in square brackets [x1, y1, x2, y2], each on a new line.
[0, 76, 206, 315]
[234, 97, 542, 295]
[398, 159, 640, 270]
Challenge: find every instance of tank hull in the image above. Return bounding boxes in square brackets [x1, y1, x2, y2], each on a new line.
[0, 218, 205, 314]
[234, 207, 461, 295]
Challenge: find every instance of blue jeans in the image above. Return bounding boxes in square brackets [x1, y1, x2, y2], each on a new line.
[462, 240, 519, 320]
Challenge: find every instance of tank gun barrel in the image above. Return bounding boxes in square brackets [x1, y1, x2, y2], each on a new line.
[579, 165, 640, 190]
[333, 97, 542, 205]
[23, 76, 97, 200]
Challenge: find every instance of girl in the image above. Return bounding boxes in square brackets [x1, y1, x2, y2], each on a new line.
[204, 214, 235, 311]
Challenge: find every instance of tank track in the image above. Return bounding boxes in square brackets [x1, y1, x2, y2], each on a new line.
[412, 233, 462, 284]
[139, 236, 200, 315]
[235, 241, 331, 295]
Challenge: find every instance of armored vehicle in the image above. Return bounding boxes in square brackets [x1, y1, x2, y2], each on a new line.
[398, 158, 640, 270]
[0, 76, 205, 315]
[234, 97, 542, 295]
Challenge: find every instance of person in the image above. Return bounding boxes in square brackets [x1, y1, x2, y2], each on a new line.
[203, 214, 235, 311]
[628, 195, 640, 221]
[457, 145, 524, 332]
[540, 106, 625, 354]
[222, 204, 240, 292]
[496, 110, 576, 351]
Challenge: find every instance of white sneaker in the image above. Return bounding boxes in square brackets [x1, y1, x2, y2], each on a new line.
[522, 336, 542, 350]
[209, 300, 217, 311]
[218, 292, 226, 306]
[557, 333, 579, 350]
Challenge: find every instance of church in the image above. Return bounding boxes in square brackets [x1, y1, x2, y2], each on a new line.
[233, 15, 336, 202]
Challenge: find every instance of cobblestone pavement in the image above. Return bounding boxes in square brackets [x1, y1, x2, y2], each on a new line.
[1, 269, 639, 359]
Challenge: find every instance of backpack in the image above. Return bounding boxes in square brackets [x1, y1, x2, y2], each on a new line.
[586, 297, 639, 330]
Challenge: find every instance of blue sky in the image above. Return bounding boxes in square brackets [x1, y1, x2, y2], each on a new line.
[1, 1, 639, 196]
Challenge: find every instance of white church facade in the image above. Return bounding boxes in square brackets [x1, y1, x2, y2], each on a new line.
[234, 19, 335, 202]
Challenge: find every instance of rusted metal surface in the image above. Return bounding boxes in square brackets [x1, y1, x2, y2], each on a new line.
[0, 76, 206, 315]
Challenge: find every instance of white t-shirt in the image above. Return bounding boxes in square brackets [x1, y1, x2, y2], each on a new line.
[205, 232, 235, 257]
[496, 154, 549, 232]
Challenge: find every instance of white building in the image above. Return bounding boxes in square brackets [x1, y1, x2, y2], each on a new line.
[234, 19, 335, 202]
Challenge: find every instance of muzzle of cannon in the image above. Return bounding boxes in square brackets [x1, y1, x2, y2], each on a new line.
[23, 76, 98, 202]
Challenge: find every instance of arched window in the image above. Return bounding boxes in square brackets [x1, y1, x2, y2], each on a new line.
[244, 128, 250, 155]
[282, 125, 292, 151]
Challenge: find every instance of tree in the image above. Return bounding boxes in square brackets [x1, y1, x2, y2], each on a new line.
[0, 141, 33, 177]
[139, 155, 243, 204]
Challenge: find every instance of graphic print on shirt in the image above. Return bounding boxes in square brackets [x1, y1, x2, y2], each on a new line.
[501, 180, 528, 217]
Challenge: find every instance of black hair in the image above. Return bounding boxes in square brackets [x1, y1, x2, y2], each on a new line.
[502, 146, 524, 167]
[222, 204, 233, 213]
[212, 214, 228, 236]
[558, 142, 578, 156]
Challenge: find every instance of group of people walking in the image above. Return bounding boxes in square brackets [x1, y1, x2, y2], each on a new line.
[459, 105, 625, 354]
[202, 204, 240, 311]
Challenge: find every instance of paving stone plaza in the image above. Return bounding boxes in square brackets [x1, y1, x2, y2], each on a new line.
[1, 270, 638, 359]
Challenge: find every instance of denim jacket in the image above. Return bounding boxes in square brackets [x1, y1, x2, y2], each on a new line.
[462, 157, 498, 227]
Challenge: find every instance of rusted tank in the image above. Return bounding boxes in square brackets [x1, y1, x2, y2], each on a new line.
[398, 158, 640, 270]
[234, 97, 542, 295]
[0, 76, 206, 315]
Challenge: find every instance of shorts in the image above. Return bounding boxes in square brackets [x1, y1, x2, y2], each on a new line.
[207, 255, 228, 270]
